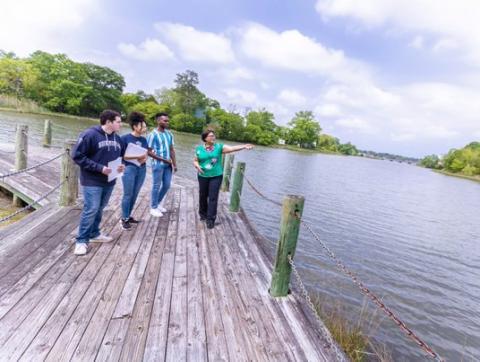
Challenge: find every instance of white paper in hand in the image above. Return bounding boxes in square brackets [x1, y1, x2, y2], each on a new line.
[124, 143, 148, 167]
[107, 157, 123, 182]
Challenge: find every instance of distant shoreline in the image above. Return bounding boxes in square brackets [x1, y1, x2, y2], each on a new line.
[433, 169, 480, 183]
[0, 107, 98, 123]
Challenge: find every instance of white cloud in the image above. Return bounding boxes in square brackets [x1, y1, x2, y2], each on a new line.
[316, 0, 480, 65]
[223, 88, 258, 105]
[335, 118, 377, 134]
[0, 0, 97, 55]
[317, 80, 480, 143]
[315, 104, 342, 117]
[118, 38, 174, 61]
[432, 38, 459, 53]
[409, 35, 424, 49]
[155, 22, 235, 64]
[277, 89, 307, 107]
[239, 23, 369, 83]
[216, 67, 254, 83]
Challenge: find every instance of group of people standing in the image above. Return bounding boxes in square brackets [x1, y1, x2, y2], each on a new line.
[72, 109, 253, 256]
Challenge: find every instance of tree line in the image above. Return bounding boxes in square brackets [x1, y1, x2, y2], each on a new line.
[420, 142, 480, 176]
[0, 50, 358, 155]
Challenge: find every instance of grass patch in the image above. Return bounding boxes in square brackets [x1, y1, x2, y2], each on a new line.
[433, 169, 480, 183]
[313, 295, 392, 362]
[0, 95, 98, 123]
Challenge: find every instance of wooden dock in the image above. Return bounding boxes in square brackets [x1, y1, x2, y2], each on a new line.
[0, 145, 342, 361]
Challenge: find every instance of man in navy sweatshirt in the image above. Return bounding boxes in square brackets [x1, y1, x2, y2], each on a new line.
[72, 109, 125, 256]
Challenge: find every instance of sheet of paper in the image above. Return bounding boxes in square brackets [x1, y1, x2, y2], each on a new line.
[124, 143, 148, 167]
[107, 157, 123, 182]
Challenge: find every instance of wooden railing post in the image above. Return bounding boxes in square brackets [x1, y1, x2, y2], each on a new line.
[229, 162, 245, 212]
[43, 119, 52, 147]
[12, 125, 28, 206]
[59, 140, 79, 206]
[270, 195, 305, 297]
[221, 154, 235, 192]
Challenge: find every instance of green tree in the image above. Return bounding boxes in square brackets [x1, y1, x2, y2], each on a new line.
[420, 154, 441, 169]
[0, 56, 39, 98]
[286, 111, 321, 148]
[243, 110, 278, 145]
[173, 70, 207, 115]
[170, 112, 205, 133]
[207, 108, 244, 140]
[338, 142, 358, 156]
[317, 134, 340, 152]
[133, 101, 169, 126]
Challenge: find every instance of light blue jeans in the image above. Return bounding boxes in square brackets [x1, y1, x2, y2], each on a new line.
[151, 163, 172, 209]
[76, 184, 114, 244]
[121, 164, 146, 220]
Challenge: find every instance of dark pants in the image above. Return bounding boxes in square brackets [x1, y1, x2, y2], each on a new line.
[198, 175, 223, 222]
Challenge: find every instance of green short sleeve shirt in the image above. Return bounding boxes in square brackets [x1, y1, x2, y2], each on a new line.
[195, 143, 224, 178]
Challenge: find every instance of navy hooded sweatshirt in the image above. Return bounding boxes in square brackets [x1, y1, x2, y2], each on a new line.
[72, 125, 124, 187]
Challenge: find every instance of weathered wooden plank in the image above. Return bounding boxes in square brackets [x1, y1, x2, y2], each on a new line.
[165, 187, 189, 362]
[3, 196, 123, 359]
[185, 187, 207, 362]
[142, 187, 180, 361]
[0, 210, 80, 298]
[224, 205, 330, 361]
[0, 212, 80, 320]
[73, 194, 159, 361]
[118, 188, 178, 361]
[41, 204, 130, 361]
[195, 210, 230, 361]
[211, 212, 276, 361]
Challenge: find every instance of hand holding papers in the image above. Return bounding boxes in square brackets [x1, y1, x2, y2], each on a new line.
[107, 157, 123, 182]
[125, 143, 148, 167]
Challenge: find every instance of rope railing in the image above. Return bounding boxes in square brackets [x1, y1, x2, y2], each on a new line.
[241, 174, 444, 361]
[0, 152, 63, 179]
[0, 179, 65, 223]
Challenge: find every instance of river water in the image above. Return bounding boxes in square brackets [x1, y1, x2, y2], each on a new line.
[1, 110, 479, 361]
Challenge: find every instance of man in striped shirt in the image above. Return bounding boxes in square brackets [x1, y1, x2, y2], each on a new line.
[147, 112, 177, 217]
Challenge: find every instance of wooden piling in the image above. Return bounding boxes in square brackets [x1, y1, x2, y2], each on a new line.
[43, 119, 52, 147]
[12, 125, 28, 206]
[229, 162, 245, 212]
[270, 195, 305, 297]
[221, 154, 234, 192]
[59, 140, 79, 206]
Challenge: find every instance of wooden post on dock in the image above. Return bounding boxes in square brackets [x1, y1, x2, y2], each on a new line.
[12, 125, 28, 206]
[59, 140, 79, 206]
[221, 154, 235, 192]
[43, 119, 52, 147]
[229, 161, 245, 212]
[270, 195, 305, 297]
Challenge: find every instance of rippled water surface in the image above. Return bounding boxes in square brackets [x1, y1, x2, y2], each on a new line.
[1, 111, 479, 360]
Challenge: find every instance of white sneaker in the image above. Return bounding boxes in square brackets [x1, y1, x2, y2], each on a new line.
[150, 208, 163, 217]
[158, 206, 167, 213]
[74, 243, 88, 255]
[90, 233, 113, 243]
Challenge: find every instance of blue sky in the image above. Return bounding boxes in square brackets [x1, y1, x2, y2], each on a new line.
[2, 0, 480, 157]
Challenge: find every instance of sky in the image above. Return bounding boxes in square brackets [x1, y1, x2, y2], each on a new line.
[2, 0, 480, 157]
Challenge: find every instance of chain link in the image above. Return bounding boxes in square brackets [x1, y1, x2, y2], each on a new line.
[0, 152, 64, 180]
[243, 175, 282, 206]
[288, 254, 348, 361]
[242, 175, 444, 361]
[0, 180, 65, 223]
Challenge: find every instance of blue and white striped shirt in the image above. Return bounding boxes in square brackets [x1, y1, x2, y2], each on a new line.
[147, 129, 174, 165]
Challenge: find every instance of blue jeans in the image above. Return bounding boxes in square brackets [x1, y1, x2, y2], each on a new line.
[121, 165, 146, 220]
[151, 163, 172, 209]
[76, 184, 114, 244]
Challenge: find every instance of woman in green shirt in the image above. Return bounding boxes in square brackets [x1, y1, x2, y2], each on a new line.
[193, 129, 253, 229]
